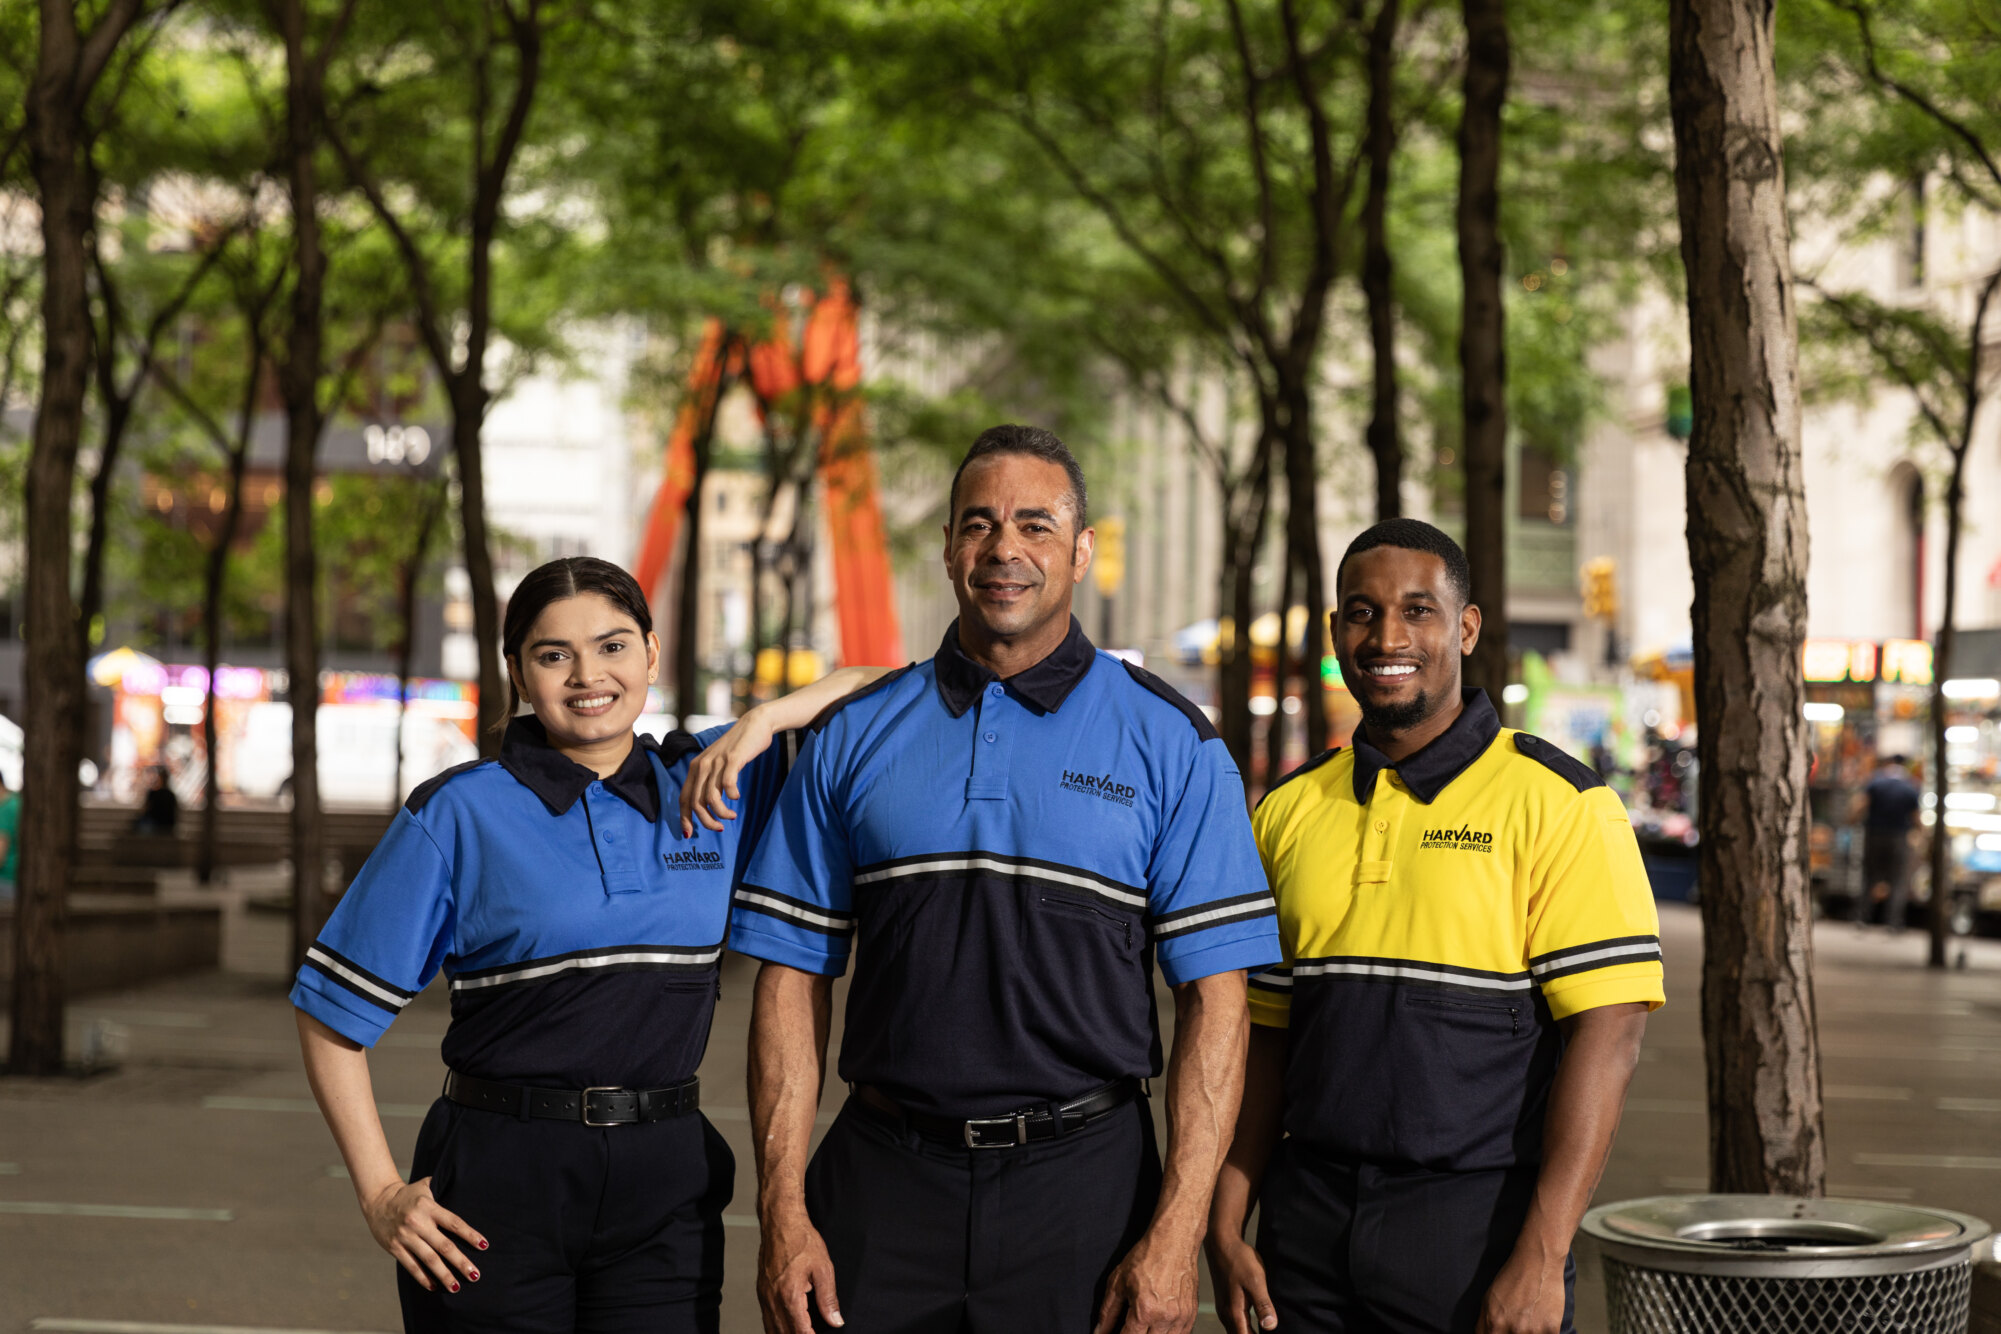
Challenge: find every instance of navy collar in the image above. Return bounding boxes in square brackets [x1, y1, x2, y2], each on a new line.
[1351, 689, 1500, 804]
[498, 716, 698, 823]
[934, 616, 1096, 718]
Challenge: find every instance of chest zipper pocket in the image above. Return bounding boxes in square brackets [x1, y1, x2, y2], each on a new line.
[1406, 993, 1522, 1037]
[1039, 894, 1136, 949]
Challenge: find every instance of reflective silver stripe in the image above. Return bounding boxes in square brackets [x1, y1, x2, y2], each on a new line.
[1250, 970, 1293, 988]
[1151, 897, 1275, 938]
[450, 947, 723, 993]
[853, 856, 1148, 908]
[1291, 960, 1534, 991]
[1530, 942, 1662, 976]
[734, 891, 855, 931]
[307, 947, 411, 1009]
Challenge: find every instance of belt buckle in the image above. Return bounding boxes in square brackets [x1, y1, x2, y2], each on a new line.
[582, 1086, 629, 1126]
[962, 1112, 1030, 1149]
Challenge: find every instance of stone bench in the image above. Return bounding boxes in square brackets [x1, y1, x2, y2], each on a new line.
[0, 895, 222, 996]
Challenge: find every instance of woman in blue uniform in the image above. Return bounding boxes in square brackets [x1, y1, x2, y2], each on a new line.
[292, 556, 884, 1334]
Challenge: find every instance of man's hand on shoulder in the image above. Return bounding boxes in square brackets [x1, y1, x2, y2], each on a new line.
[1094, 1229, 1200, 1334]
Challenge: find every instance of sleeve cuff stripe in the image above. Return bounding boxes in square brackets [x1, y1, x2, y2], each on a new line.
[303, 955, 409, 1014]
[1249, 971, 1293, 990]
[1530, 941, 1663, 978]
[1530, 935, 1660, 969]
[1151, 902, 1277, 941]
[307, 943, 417, 1001]
[1151, 891, 1274, 928]
[732, 892, 857, 936]
[1536, 953, 1665, 985]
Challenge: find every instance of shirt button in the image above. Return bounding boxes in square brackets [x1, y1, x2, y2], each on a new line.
[984, 731, 997, 743]
[990, 684, 1004, 698]
[602, 833, 616, 844]
[1373, 819, 1388, 832]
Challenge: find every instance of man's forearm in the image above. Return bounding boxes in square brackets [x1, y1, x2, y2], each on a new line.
[1151, 971, 1251, 1248]
[1516, 1004, 1649, 1258]
[749, 962, 833, 1218]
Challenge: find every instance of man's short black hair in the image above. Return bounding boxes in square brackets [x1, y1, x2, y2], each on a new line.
[1336, 518, 1474, 606]
[1886, 753, 1910, 768]
[949, 424, 1088, 531]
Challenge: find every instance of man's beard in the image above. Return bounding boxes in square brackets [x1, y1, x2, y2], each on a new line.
[1358, 689, 1434, 737]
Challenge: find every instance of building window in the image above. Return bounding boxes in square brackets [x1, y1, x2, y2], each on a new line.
[1519, 444, 1571, 526]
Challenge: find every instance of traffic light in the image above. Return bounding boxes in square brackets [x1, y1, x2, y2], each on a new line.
[1581, 557, 1619, 620]
[1094, 516, 1126, 597]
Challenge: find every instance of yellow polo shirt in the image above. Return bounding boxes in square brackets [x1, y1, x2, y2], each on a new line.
[1251, 690, 1663, 1172]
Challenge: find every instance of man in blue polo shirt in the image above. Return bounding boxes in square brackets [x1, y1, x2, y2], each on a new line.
[733, 425, 1279, 1334]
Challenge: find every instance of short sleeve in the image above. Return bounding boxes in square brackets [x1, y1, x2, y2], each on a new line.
[1527, 786, 1665, 1020]
[1146, 737, 1281, 986]
[290, 810, 455, 1046]
[1246, 795, 1294, 1029]
[729, 728, 856, 975]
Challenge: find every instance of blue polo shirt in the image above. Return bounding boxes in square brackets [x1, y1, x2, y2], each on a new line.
[732, 618, 1279, 1118]
[289, 717, 787, 1089]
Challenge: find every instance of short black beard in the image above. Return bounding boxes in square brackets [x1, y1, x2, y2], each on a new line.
[1358, 689, 1434, 738]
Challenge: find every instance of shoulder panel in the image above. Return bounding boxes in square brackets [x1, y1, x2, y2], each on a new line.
[404, 758, 495, 813]
[1257, 747, 1343, 808]
[1118, 660, 1219, 742]
[643, 730, 702, 768]
[1511, 733, 1606, 793]
[809, 663, 918, 734]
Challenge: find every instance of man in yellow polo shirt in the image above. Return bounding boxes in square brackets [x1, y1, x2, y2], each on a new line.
[1206, 519, 1662, 1334]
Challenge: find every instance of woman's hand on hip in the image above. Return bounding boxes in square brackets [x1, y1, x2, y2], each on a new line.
[363, 1176, 487, 1293]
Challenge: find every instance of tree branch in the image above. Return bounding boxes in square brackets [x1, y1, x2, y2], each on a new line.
[324, 119, 455, 377]
[1828, 0, 2001, 208]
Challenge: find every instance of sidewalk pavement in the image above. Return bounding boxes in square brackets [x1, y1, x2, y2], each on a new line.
[6, 890, 2001, 1334]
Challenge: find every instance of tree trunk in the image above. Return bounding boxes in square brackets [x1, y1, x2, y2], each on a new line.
[1263, 539, 1297, 787]
[393, 483, 445, 804]
[13, 0, 109, 1076]
[1458, 0, 1510, 699]
[1363, 0, 1403, 525]
[674, 364, 728, 720]
[276, 0, 330, 971]
[1280, 389, 1329, 757]
[1927, 474, 1961, 970]
[197, 453, 248, 887]
[1669, 0, 1825, 1195]
[1216, 443, 1274, 777]
[451, 382, 505, 752]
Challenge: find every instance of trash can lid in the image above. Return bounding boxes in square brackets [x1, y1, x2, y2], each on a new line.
[1582, 1195, 1993, 1279]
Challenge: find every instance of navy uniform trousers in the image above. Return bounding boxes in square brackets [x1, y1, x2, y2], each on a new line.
[397, 1098, 734, 1334]
[1257, 1141, 1574, 1334]
[806, 1096, 1162, 1333]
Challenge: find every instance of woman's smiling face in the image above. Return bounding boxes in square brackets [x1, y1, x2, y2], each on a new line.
[507, 593, 659, 750]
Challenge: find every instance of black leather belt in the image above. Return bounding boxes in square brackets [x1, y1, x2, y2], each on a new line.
[854, 1077, 1144, 1149]
[443, 1070, 700, 1125]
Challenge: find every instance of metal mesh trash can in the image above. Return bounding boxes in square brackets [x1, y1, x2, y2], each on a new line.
[1582, 1195, 1992, 1333]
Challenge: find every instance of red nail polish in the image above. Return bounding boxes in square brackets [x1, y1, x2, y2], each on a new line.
[477, 1240, 488, 1250]
[469, 1271, 480, 1281]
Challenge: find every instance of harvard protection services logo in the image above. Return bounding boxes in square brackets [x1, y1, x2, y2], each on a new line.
[1061, 769, 1138, 808]
[1420, 824, 1494, 853]
[662, 850, 724, 870]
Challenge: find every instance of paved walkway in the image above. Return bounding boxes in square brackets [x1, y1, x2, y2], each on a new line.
[5, 894, 2001, 1333]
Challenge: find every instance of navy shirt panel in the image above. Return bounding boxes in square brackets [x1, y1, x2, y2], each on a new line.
[291, 722, 787, 1088]
[734, 619, 1277, 1117]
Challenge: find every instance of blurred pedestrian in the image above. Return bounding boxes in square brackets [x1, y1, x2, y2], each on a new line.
[1852, 753, 1922, 930]
[0, 778, 19, 903]
[132, 765, 179, 835]
[291, 556, 887, 1334]
[1208, 520, 1662, 1334]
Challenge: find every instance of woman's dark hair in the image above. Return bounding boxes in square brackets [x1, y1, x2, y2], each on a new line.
[498, 557, 654, 728]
